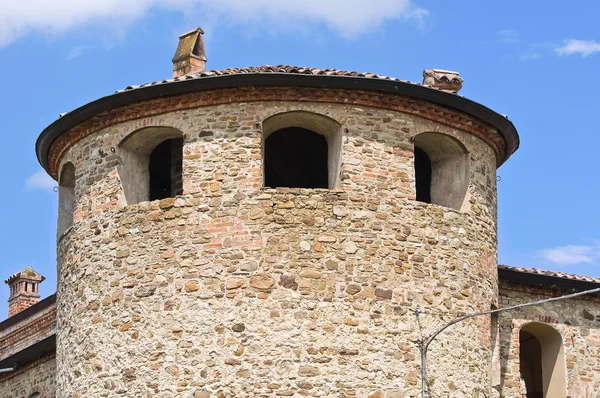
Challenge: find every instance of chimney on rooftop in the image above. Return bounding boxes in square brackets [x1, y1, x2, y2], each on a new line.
[172, 28, 207, 78]
[422, 69, 463, 93]
[5, 267, 45, 318]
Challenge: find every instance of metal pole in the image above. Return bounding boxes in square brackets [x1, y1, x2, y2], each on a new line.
[420, 286, 600, 398]
[0, 367, 16, 374]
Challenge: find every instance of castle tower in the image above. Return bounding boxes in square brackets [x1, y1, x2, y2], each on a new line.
[5, 267, 45, 318]
[36, 30, 519, 397]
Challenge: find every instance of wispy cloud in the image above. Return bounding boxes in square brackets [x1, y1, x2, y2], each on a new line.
[519, 52, 542, 61]
[538, 242, 600, 266]
[66, 45, 91, 60]
[494, 29, 543, 61]
[0, 0, 427, 47]
[25, 170, 56, 192]
[555, 39, 600, 57]
[497, 29, 519, 44]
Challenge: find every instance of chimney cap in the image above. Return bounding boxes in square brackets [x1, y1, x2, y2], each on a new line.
[5, 267, 45, 285]
[172, 27, 207, 63]
[422, 69, 463, 93]
[178, 27, 204, 39]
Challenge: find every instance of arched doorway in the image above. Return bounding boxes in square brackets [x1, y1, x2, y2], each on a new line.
[519, 323, 566, 398]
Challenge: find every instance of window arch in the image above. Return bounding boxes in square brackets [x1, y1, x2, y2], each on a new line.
[57, 162, 75, 236]
[262, 111, 342, 189]
[519, 322, 566, 398]
[118, 127, 184, 205]
[413, 132, 469, 210]
[29, 392, 42, 398]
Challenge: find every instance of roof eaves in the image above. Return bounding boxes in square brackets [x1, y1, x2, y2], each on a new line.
[36, 70, 520, 176]
[0, 294, 56, 333]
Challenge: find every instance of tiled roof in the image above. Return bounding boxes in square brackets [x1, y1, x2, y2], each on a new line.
[498, 264, 600, 285]
[120, 65, 422, 93]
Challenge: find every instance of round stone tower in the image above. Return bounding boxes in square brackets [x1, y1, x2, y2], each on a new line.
[37, 30, 519, 398]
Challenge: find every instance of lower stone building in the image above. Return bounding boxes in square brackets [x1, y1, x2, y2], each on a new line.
[0, 269, 56, 398]
[2, 265, 599, 397]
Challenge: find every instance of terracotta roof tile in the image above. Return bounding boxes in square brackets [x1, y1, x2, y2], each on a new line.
[119, 65, 427, 93]
[498, 264, 600, 285]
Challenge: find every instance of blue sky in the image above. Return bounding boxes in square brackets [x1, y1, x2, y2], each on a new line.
[1, 1, 599, 317]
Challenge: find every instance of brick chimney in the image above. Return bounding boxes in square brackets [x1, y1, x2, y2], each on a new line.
[422, 69, 463, 93]
[172, 28, 207, 78]
[5, 267, 45, 317]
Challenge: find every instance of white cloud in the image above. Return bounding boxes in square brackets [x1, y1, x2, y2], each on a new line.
[555, 39, 600, 57]
[538, 242, 600, 266]
[66, 45, 91, 60]
[0, 0, 427, 47]
[25, 170, 56, 192]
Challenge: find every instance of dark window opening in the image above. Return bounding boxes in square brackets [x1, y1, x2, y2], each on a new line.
[264, 127, 328, 188]
[519, 330, 543, 398]
[149, 138, 183, 200]
[414, 147, 432, 203]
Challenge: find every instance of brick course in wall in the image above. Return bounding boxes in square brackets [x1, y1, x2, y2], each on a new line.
[0, 307, 56, 361]
[45, 86, 506, 179]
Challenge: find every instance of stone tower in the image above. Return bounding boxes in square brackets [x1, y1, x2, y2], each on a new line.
[36, 30, 519, 397]
[5, 267, 45, 318]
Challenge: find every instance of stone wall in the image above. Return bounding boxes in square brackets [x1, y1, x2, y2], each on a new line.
[0, 354, 56, 398]
[55, 99, 499, 397]
[497, 284, 600, 397]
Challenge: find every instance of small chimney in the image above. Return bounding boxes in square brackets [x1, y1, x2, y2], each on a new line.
[422, 69, 463, 93]
[172, 28, 207, 78]
[5, 267, 45, 317]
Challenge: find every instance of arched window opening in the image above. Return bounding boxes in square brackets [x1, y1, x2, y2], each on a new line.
[57, 162, 75, 236]
[262, 111, 342, 189]
[519, 323, 566, 398]
[414, 147, 432, 203]
[29, 393, 41, 398]
[118, 127, 184, 205]
[149, 138, 184, 200]
[413, 132, 469, 210]
[265, 127, 328, 188]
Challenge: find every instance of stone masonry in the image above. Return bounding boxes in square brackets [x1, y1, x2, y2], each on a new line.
[53, 98, 499, 397]
[0, 355, 56, 398]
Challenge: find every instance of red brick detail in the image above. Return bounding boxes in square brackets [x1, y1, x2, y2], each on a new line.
[8, 297, 39, 318]
[0, 308, 56, 360]
[46, 86, 505, 178]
